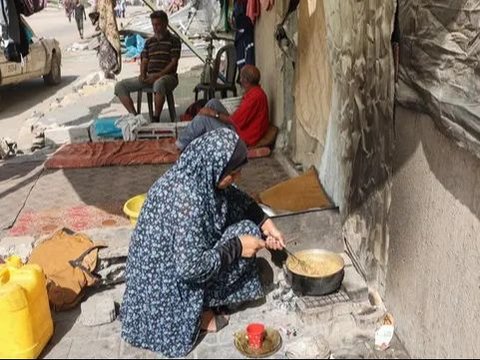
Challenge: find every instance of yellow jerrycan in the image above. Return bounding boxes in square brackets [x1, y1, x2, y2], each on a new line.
[0, 256, 53, 359]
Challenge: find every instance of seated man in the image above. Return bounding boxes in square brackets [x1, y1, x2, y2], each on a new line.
[114, 10, 181, 122]
[176, 65, 269, 151]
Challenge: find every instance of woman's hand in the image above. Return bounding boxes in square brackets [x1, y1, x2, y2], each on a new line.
[261, 219, 285, 249]
[264, 236, 284, 251]
[239, 235, 265, 258]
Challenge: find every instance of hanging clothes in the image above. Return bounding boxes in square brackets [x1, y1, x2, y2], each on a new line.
[16, 0, 47, 17]
[260, 0, 274, 11]
[246, 0, 259, 24]
[1, 0, 29, 62]
[91, 0, 121, 77]
[233, 0, 247, 16]
[234, 12, 255, 70]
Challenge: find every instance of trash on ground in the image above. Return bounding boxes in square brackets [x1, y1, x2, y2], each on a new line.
[375, 313, 395, 351]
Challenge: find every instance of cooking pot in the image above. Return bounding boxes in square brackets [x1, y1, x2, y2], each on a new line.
[285, 249, 345, 296]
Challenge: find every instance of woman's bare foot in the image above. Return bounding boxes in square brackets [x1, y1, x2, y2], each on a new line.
[200, 310, 230, 332]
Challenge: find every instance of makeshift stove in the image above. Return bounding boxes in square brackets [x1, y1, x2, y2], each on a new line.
[269, 265, 353, 313]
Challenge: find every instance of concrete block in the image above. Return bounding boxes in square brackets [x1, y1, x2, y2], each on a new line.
[0, 236, 35, 262]
[81, 295, 117, 327]
[39, 104, 91, 128]
[84, 226, 132, 260]
[343, 265, 368, 302]
[17, 116, 45, 151]
[44, 122, 93, 146]
[72, 71, 104, 92]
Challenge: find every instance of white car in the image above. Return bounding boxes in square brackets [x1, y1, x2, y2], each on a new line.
[0, 17, 61, 87]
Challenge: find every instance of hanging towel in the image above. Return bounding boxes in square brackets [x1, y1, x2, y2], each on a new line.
[246, 0, 260, 24]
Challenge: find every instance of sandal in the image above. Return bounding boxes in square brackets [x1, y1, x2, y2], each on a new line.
[200, 310, 230, 333]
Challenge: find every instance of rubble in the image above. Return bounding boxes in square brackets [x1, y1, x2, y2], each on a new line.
[16, 113, 46, 152]
[0, 236, 35, 263]
[84, 227, 132, 286]
[97, 260, 127, 286]
[81, 295, 117, 327]
[73, 72, 109, 92]
[0, 138, 18, 159]
[44, 121, 93, 146]
[66, 42, 90, 52]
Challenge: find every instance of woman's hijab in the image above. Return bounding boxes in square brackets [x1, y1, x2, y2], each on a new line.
[220, 138, 248, 179]
[160, 128, 245, 235]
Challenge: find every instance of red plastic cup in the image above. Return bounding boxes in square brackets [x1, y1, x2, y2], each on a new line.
[246, 323, 265, 349]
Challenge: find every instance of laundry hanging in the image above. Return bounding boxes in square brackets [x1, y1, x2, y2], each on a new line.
[89, 0, 122, 77]
[234, 2, 255, 70]
[16, 0, 47, 17]
[0, 0, 30, 62]
[246, 0, 259, 24]
[260, 0, 274, 11]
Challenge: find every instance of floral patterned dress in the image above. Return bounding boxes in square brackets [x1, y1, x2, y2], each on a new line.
[121, 128, 265, 358]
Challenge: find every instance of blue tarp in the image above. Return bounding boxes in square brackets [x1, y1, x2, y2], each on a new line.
[94, 117, 123, 139]
[124, 34, 145, 60]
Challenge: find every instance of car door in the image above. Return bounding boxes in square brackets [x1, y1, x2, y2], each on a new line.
[24, 40, 47, 76]
[0, 50, 24, 85]
[22, 18, 47, 76]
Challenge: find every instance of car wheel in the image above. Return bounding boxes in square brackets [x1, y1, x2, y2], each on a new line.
[43, 52, 61, 86]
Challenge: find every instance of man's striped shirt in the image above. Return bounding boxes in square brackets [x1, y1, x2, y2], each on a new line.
[141, 32, 181, 75]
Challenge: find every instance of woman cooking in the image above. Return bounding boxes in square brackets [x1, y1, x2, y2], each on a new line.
[121, 128, 285, 358]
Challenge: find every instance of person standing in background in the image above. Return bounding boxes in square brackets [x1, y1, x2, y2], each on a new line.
[120, 0, 127, 18]
[65, 0, 75, 22]
[74, 0, 87, 39]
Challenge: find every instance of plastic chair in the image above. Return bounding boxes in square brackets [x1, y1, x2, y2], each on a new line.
[136, 89, 177, 122]
[194, 44, 238, 101]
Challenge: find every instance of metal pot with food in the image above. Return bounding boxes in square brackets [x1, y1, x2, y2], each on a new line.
[285, 249, 345, 296]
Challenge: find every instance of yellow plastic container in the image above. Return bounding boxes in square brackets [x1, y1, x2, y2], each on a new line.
[123, 194, 147, 225]
[0, 256, 53, 359]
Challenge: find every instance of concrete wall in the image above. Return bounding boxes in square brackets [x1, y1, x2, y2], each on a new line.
[386, 106, 480, 358]
[254, 2, 282, 129]
[319, 0, 395, 293]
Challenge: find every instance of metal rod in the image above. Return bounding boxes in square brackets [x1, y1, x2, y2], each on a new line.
[139, 0, 206, 63]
